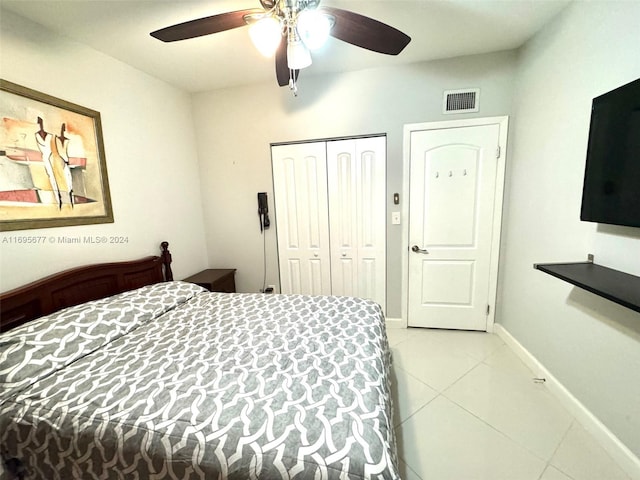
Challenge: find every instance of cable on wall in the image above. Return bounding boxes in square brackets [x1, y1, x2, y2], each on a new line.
[261, 227, 267, 293]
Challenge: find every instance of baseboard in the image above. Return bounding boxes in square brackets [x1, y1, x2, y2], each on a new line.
[494, 324, 640, 480]
[385, 317, 406, 329]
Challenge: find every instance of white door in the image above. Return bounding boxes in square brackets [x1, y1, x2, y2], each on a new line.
[408, 123, 503, 330]
[272, 142, 332, 295]
[327, 137, 386, 310]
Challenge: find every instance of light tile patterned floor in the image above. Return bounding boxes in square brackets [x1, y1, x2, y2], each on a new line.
[387, 327, 632, 480]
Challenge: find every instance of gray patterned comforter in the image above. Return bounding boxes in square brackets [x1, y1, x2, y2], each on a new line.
[0, 281, 398, 479]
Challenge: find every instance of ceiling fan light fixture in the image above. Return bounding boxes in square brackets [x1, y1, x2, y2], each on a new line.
[248, 16, 282, 57]
[287, 39, 312, 70]
[296, 9, 332, 50]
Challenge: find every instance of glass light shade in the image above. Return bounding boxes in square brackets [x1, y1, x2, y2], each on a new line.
[249, 16, 282, 57]
[287, 40, 312, 69]
[296, 10, 331, 50]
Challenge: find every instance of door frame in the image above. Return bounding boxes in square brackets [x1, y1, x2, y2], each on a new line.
[400, 116, 509, 332]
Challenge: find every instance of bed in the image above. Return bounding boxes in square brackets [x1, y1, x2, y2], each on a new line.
[0, 243, 399, 479]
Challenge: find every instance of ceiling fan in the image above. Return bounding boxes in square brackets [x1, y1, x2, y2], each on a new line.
[150, 0, 411, 94]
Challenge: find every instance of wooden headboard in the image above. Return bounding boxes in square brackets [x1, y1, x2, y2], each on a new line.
[0, 241, 174, 333]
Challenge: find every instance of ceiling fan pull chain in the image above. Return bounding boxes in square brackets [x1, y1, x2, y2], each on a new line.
[289, 70, 298, 96]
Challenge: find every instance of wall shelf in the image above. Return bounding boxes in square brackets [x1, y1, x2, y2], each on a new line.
[534, 261, 640, 314]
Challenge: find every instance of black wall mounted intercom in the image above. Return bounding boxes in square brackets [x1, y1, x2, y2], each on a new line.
[258, 192, 270, 232]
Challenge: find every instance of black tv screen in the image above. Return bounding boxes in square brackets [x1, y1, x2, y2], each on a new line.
[580, 78, 640, 228]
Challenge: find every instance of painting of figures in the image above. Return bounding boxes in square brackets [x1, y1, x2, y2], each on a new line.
[0, 80, 113, 231]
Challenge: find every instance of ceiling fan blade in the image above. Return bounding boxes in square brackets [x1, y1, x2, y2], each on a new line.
[150, 9, 263, 42]
[275, 37, 299, 87]
[320, 7, 411, 55]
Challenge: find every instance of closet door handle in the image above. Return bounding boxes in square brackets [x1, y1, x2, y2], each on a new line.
[411, 245, 429, 254]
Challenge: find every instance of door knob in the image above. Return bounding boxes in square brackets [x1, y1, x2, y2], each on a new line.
[411, 245, 429, 254]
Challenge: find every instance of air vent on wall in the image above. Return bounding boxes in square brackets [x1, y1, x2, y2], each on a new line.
[443, 88, 480, 114]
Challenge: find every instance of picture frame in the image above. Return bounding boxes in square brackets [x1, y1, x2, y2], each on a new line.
[0, 79, 113, 231]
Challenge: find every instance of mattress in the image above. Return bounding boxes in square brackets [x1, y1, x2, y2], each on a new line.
[0, 281, 399, 479]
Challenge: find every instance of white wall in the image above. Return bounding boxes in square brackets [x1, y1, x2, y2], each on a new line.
[0, 10, 208, 289]
[191, 50, 516, 316]
[499, 1, 640, 458]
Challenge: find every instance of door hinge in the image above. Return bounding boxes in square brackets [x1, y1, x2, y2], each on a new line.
[496, 146, 501, 159]
[486, 304, 491, 316]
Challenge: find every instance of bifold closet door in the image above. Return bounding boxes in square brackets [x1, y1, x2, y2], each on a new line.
[272, 136, 386, 309]
[271, 142, 332, 295]
[326, 137, 386, 310]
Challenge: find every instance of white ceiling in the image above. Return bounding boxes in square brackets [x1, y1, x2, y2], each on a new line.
[1, 0, 571, 93]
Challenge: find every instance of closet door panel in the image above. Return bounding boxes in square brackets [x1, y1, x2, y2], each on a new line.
[327, 140, 358, 297]
[285, 259, 302, 294]
[356, 137, 387, 310]
[327, 137, 386, 309]
[272, 143, 331, 295]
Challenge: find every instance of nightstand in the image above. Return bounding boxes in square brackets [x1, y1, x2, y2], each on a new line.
[182, 269, 236, 293]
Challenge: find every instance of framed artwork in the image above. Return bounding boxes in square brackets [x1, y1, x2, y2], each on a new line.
[0, 79, 113, 231]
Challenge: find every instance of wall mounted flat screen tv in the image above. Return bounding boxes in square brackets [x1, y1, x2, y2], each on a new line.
[580, 78, 640, 228]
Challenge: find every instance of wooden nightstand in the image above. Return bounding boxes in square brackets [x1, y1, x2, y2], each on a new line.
[182, 269, 236, 293]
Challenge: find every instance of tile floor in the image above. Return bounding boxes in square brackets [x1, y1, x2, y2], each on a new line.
[386, 327, 632, 480]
